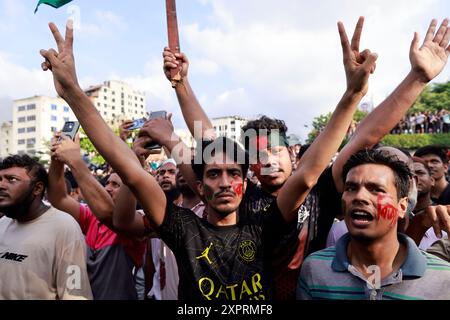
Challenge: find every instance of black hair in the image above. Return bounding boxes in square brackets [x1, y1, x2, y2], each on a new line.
[0, 155, 48, 197]
[296, 143, 311, 161]
[342, 149, 412, 199]
[64, 170, 79, 189]
[414, 145, 448, 164]
[412, 156, 432, 176]
[241, 116, 288, 151]
[191, 137, 249, 181]
[64, 178, 73, 194]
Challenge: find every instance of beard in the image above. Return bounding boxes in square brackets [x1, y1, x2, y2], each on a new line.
[0, 184, 36, 220]
[164, 187, 181, 203]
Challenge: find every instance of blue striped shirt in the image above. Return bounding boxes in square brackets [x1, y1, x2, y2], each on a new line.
[297, 233, 450, 300]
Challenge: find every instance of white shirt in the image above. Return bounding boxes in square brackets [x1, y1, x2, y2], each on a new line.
[0, 207, 92, 299]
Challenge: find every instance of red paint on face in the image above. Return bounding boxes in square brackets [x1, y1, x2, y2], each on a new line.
[253, 136, 268, 151]
[376, 194, 398, 226]
[232, 181, 243, 198]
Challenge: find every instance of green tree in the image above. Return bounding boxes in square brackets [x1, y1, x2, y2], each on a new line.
[409, 81, 450, 114]
[306, 109, 368, 143]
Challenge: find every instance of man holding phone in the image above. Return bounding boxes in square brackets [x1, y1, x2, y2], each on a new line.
[48, 132, 147, 300]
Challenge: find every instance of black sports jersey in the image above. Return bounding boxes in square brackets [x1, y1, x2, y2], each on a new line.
[156, 202, 296, 300]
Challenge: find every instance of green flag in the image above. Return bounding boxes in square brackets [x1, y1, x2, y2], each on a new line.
[35, 0, 74, 13]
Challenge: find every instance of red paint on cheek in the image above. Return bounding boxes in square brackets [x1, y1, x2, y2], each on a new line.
[376, 194, 398, 226]
[253, 136, 268, 151]
[232, 182, 243, 198]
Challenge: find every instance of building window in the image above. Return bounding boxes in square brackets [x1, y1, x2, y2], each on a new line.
[27, 127, 36, 133]
[27, 115, 36, 121]
[97, 103, 101, 107]
[51, 127, 57, 132]
[104, 96, 107, 100]
[51, 115, 57, 121]
[51, 104, 57, 111]
[121, 100, 124, 106]
[104, 88, 107, 92]
[27, 104, 36, 110]
[27, 138, 36, 145]
[18, 128, 25, 134]
[18, 139, 25, 145]
[63, 106, 70, 112]
[140, 98, 144, 102]
[112, 106, 115, 110]
[18, 106, 26, 112]
[112, 91, 115, 95]
[104, 112, 107, 116]
[18, 117, 26, 123]
[112, 99, 115, 103]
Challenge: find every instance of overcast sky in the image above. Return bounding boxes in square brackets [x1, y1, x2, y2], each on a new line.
[0, 0, 449, 141]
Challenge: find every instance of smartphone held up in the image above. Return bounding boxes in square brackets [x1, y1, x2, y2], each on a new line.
[61, 121, 80, 141]
[128, 111, 167, 150]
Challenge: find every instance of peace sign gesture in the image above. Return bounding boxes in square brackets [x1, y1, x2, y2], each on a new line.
[338, 16, 378, 97]
[40, 20, 80, 99]
[410, 18, 450, 83]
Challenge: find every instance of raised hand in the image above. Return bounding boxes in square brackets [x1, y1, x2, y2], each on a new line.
[119, 120, 134, 142]
[163, 47, 189, 82]
[410, 18, 450, 83]
[338, 16, 378, 97]
[139, 114, 175, 146]
[40, 21, 79, 99]
[50, 132, 82, 166]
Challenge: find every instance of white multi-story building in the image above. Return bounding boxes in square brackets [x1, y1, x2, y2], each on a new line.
[0, 96, 78, 158]
[84, 80, 147, 127]
[211, 116, 249, 143]
[0, 121, 13, 159]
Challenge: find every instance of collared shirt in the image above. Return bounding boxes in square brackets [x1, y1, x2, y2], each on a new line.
[297, 233, 450, 300]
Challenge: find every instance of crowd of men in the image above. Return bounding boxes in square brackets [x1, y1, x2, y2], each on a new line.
[390, 109, 450, 135]
[0, 17, 450, 300]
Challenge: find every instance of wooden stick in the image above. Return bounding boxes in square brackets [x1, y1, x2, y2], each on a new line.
[166, 0, 181, 87]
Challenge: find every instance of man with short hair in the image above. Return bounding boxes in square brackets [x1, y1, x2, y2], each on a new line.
[298, 149, 450, 300]
[414, 145, 450, 204]
[0, 154, 92, 300]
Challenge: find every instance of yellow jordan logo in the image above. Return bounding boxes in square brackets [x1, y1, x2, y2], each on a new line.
[196, 243, 213, 265]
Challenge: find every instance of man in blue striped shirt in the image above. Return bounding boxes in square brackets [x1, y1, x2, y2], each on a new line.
[297, 149, 450, 300]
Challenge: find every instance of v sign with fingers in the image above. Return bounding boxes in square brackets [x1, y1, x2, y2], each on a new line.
[40, 21, 79, 100]
[338, 16, 378, 97]
[410, 18, 450, 83]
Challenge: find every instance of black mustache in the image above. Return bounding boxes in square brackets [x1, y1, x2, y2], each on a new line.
[214, 190, 236, 197]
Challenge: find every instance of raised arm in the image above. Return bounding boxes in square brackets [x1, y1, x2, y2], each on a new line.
[111, 135, 156, 238]
[49, 133, 115, 227]
[48, 135, 82, 223]
[277, 17, 378, 222]
[163, 48, 215, 139]
[333, 18, 450, 192]
[40, 21, 167, 228]
[138, 116, 202, 200]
